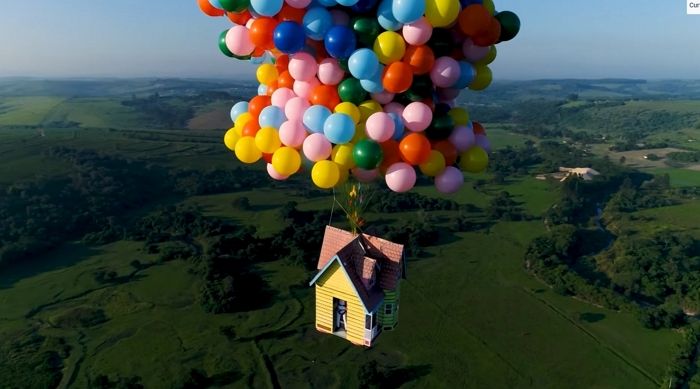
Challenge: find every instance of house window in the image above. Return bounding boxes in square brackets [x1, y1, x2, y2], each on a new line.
[384, 303, 394, 315]
[365, 314, 372, 330]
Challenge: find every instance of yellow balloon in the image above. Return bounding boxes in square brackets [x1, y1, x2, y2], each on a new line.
[256, 64, 278, 86]
[448, 108, 470, 126]
[224, 128, 240, 151]
[272, 146, 301, 176]
[235, 112, 252, 132]
[255, 127, 282, 154]
[235, 136, 262, 164]
[351, 124, 367, 143]
[469, 66, 493, 91]
[425, 0, 461, 28]
[459, 147, 489, 173]
[475, 46, 497, 67]
[311, 160, 341, 189]
[373, 31, 406, 64]
[420, 150, 447, 177]
[358, 100, 383, 122]
[335, 102, 361, 124]
[332, 144, 356, 170]
[483, 0, 496, 15]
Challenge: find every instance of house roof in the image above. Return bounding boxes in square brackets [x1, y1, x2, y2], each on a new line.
[311, 226, 405, 311]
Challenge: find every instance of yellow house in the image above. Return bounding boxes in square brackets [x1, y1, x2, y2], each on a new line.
[309, 226, 405, 347]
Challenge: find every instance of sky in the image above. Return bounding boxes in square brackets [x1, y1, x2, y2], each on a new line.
[0, 0, 698, 80]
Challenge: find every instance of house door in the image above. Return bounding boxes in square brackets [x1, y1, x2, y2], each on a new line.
[333, 298, 347, 333]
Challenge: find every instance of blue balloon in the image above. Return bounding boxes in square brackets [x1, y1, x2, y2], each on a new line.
[303, 105, 332, 133]
[391, 0, 425, 24]
[324, 113, 356, 144]
[324, 25, 357, 59]
[454, 62, 476, 89]
[208, 0, 223, 9]
[259, 106, 287, 129]
[250, 0, 283, 17]
[348, 49, 380, 80]
[313, 0, 336, 6]
[274, 22, 306, 54]
[460, 0, 483, 6]
[377, 0, 402, 31]
[303, 7, 333, 41]
[337, 0, 359, 5]
[230, 101, 249, 122]
[258, 84, 268, 95]
[360, 65, 385, 93]
[388, 112, 405, 141]
[352, 0, 380, 12]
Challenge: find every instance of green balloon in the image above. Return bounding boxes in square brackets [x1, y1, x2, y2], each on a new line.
[219, 30, 234, 58]
[338, 58, 350, 72]
[404, 76, 434, 101]
[338, 78, 368, 105]
[353, 139, 383, 170]
[353, 17, 381, 47]
[219, 0, 249, 13]
[496, 11, 521, 42]
[425, 115, 455, 140]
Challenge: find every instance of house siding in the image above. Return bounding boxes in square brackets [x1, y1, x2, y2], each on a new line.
[314, 262, 366, 346]
[379, 283, 401, 330]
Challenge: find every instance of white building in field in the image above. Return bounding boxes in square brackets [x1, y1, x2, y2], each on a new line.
[536, 167, 601, 182]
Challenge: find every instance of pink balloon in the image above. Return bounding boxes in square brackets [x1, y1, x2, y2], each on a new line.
[303, 133, 332, 162]
[383, 102, 405, 117]
[279, 120, 308, 148]
[225, 26, 255, 56]
[475, 134, 492, 153]
[449, 124, 476, 152]
[284, 96, 310, 121]
[463, 38, 490, 63]
[431, 57, 461, 88]
[317, 58, 345, 86]
[267, 163, 290, 181]
[402, 102, 432, 132]
[365, 112, 395, 142]
[435, 166, 464, 194]
[385, 163, 417, 193]
[371, 91, 395, 105]
[330, 9, 350, 26]
[403, 17, 433, 46]
[293, 77, 320, 99]
[285, 0, 311, 7]
[289, 52, 318, 81]
[352, 168, 379, 183]
[271, 88, 296, 108]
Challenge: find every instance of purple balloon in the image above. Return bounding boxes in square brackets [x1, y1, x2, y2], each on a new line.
[435, 166, 464, 194]
[449, 124, 476, 152]
[475, 134, 492, 153]
[431, 57, 461, 88]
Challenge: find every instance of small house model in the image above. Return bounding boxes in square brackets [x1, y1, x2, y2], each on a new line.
[309, 226, 406, 347]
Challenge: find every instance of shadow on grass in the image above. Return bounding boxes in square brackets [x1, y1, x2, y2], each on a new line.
[0, 242, 101, 289]
[383, 364, 432, 387]
[579, 312, 606, 323]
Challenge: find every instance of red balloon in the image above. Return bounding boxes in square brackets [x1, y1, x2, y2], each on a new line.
[277, 4, 305, 23]
[380, 140, 401, 173]
[275, 54, 290, 72]
[399, 133, 432, 165]
[432, 140, 458, 166]
[473, 18, 501, 47]
[473, 122, 486, 135]
[382, 62, 414, 94]
[458, 5, 492, 38]
[226, 10, 251, 25]
[309, 85, 341, 110]
[249, 95, 271, 118]
[403, 45, 435, 75]
[262, 153, 274, 164]
[242, 120, 261, 137]
[249, 17, 278, 50]
[198, 0, 225, 17]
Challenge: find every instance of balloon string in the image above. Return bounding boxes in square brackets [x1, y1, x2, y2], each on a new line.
[329, 187, 336, 226]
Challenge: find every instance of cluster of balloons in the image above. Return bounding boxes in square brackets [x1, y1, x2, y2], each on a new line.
[199, 0, 520, 194]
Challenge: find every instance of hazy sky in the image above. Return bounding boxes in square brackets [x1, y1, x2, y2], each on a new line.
[0, 1, 698, 79]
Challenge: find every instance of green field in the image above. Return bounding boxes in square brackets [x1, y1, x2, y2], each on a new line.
[0, 97, 67, 126]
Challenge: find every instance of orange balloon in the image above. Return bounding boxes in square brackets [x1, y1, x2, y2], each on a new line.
[278, 71, 295, 89]
[252, 46, 267, 57]
[458, 5, 493, 38]
[267, 80, 279, 95]
[473, 122, 486, 135]
[242, 120, 261, 137]
[275, 55, 290, 72]
[226, 10, 251, 25]
[432, 140, 458, 166]
[198, 0, 224, 17]
[399, 133, 432, 165]
[380, 140, 402, 172]
[403, 45, 436, 75]
[277, 4, 305, 23]
[473, 18, 501, 47]
[309, 85, 341, 110]
[262, 153, 274, 164]
[249, 17, 278, 50]
[382, 62, 414, 93]
[249, 95, 271, 118]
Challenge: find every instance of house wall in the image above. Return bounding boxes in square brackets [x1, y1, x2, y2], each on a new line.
[379, 283, 401, 330]
[314, 261, 366, 346]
